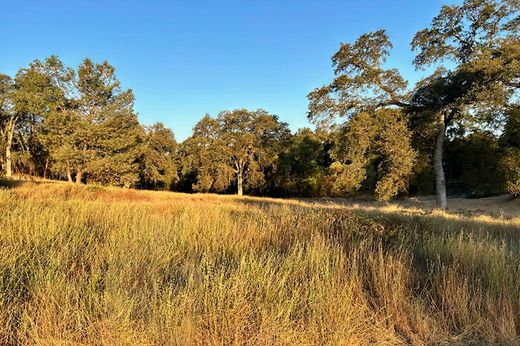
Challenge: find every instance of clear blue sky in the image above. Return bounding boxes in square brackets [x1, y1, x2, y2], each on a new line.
[2, 0, 452, 140]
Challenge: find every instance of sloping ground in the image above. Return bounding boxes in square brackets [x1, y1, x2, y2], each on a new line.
[3, 177, 519, 218]
[0, 179, 519, 345]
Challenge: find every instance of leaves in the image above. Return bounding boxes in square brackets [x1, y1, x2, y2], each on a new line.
[329, 110, 415, 201]
[412, 0, 520, 67]
[138, 123, 178, 190]
[182, 109, 290, 195]
[307, 30, 409, 126]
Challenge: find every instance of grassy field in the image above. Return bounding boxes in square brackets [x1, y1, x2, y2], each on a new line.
[1, 180, 519, 345]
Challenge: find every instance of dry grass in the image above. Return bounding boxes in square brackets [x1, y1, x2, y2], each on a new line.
[0, 179, 519, 345]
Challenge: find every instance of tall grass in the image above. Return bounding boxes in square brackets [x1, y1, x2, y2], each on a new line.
[0, 181, 519, 345]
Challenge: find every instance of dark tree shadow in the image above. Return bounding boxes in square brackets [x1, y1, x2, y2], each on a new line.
[234, 196, 520, 242]
[0, 178, 45, 189]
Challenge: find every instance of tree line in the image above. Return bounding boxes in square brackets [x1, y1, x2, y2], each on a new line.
[0, 0, 519, 208]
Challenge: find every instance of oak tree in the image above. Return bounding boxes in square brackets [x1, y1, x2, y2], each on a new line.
[183, 109, 290, 195]
[138, 122, 178, 190]
[308, 31, 415, 200]
[411, 0, 519, 207]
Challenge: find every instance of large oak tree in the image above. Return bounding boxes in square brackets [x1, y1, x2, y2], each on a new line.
[183, 109, 290, 195]
[410, 0, 519, 208]
[309, 0, 519, 207]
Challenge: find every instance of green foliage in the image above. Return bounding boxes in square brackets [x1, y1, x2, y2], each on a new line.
[328, 112, 376, 195]
[180, 115, 233, 193]
[1, 0, 518, 202]
[306, 29, 416, 201]
[42, 59, 142, 186]
[8, 57, 68, 175]
[307, 30, 408, 127]
[412, 0, 519, 67]
[328, 109, 415, 201]
[500, 107, 520, 197]
[502, 149, 520, 197]
[445, 131, 505, 197]
[87, 112, 142, 187]
[181, 109, 290, 195]
[274, 128, 325, 196]
[402, 0, 519, 204]
[374, 111, 416, 200]
[138, 123, 178, 190]
[0, 74, 13, 169]
[500, 106, 520, 148]
[410, 0, 519, 129]
[12, 58, 65, 119]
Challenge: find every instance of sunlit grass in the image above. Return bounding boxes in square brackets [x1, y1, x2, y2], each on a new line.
[0, 180, 519, 345]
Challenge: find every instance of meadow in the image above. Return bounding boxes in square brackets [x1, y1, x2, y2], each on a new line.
[1, 180, 520, 345]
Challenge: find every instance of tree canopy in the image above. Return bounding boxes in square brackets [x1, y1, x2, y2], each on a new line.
[181, 109, 290, 195]
[307, 0, 519, 207]
[0, 0, 518, 202]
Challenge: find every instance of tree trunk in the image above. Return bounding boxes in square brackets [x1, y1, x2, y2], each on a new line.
[66, 164, 73, 183]
[237, 170, 243, 196]
[76, 143, 88, 185]
[76, 170, 83, 185]
[43, 158, 49, 179]
[434, 113, 448, 209]
[5, 117, 16, 177]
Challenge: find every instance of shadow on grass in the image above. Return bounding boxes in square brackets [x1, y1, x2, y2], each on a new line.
[235, 196, 520, 242]
[0, 178, 42, 189]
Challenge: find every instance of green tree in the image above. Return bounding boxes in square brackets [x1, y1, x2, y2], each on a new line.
[445, 130, 505, 197]
[44, 108, 77, 182]
[183, 110, 290, 196]
[274, 128, 325, 196]
[500, 106, 520, 196]
[329, 109, 415, 201]
[86, 109, 142, 187]
[138, 122, 178, 190]
[410, 0, 519, 208]
[310, 1, 519, 207]
[307, 31, 415, 201]
[7, 57, 66, 177]
[308, 30, 409, 125]
[35, 57, 75, 179]
[46, 59, 141, 186]
[180, 115, 232, 193]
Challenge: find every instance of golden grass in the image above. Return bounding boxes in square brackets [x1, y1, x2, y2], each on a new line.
[0, 180, 519, 345]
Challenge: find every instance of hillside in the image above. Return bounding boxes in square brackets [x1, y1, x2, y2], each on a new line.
[0, 180, 519, 345]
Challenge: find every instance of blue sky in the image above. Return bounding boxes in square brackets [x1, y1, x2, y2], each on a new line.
[2, 0, 451, 140]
